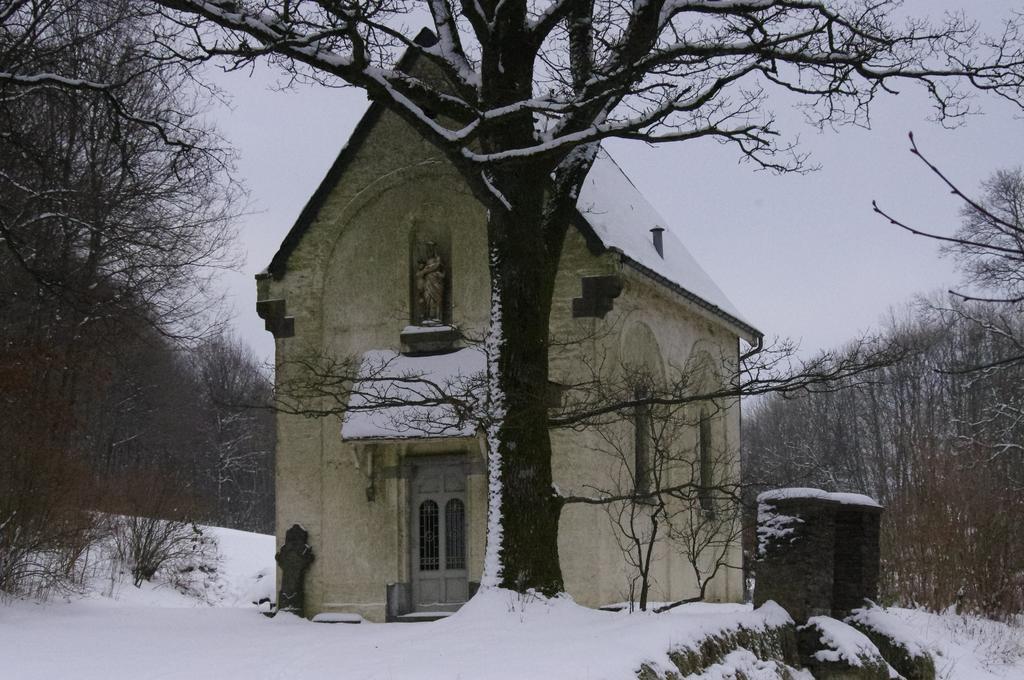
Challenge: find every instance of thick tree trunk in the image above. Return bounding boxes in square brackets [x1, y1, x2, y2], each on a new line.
[473, 32, 593, 593]
[486, 174, 565, 595]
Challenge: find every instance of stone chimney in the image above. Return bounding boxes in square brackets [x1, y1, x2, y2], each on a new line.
[650, 227, 664, 257]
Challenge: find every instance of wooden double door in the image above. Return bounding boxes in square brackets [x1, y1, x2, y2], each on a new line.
[410, 458, 468, 611]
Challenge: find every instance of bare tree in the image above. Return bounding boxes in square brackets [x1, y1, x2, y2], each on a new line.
[586, 401, 745, 612]
[0, 2, 239, 342]
[873, 138, 1024, 473]
[951, 169, 1024, 305]
[146, 0, 1024, 593]
[874, 136, 1024, 373]
[0, 1, 219, 159]
[192, 334, 275, 532]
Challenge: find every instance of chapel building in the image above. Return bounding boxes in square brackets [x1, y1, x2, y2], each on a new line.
[256, 42, 761, 623]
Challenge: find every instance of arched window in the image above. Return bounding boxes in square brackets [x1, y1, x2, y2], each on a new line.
[699, 409, 714, 513]
[419, 500, 439, 570]
[621, 323, 662, 498]
[445, 499, 466, 570]
[633, 385, 652, 496]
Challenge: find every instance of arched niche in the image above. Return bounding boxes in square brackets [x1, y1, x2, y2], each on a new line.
[318, 165, 488, 353]
[409, 221, 452, 325]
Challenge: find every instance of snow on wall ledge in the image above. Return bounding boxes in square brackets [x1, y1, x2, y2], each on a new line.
[800, 616, 900, 678]
[757, 487, 881, 509]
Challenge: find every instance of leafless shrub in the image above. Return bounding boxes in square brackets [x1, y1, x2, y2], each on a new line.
[102, 468, 211, 588]
[557, 353, 745, 612]
[881, 446, 1024, 621]
[109, 517, 207, 589]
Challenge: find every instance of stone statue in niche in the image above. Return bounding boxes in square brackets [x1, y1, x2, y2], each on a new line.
[415, 244, 446, 323]
[275, 523, 315, 616]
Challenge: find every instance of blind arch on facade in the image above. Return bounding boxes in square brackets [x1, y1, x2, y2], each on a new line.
[621, 321, 664, 496]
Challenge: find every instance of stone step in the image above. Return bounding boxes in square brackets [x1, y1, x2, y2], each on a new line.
[393, 611, 455, 623]
[312, 613, 364, 624]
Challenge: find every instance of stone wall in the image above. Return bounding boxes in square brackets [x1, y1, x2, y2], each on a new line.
[832, 510, 881, 616]
[754, 490, 882, 623]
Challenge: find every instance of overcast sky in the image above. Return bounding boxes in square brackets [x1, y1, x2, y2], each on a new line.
[209, 2, 1024, 363]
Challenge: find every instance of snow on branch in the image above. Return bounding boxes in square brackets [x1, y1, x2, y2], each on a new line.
[152, 0, 1024, 185]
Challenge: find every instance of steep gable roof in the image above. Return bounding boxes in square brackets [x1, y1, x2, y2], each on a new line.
[576, 150, 759, 340]
[258, 34, 761, 342]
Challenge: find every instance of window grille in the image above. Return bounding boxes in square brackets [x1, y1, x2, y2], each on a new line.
[445, 499, 466, 570]
[419, 500, 439, 570]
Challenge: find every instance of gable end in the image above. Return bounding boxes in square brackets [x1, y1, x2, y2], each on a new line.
[258, 29, 439, 281]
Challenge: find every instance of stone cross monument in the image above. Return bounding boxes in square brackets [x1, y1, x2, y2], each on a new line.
[275, 524, 315, 617]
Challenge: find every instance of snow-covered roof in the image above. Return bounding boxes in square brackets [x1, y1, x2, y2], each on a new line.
[340, 348, 486, 440]
[577, 150, 757, 339]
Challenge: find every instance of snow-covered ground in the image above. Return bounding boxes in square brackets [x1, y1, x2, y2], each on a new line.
[2, 525, 1021, 680]
[862, 606, 1024, 680]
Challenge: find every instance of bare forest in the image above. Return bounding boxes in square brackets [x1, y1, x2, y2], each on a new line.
[745, 161, 1024, 621]
[0, 1, 273, 598]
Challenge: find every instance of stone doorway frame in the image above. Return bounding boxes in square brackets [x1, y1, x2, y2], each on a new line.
[385, 444, 485, 622]
[408, 454, 471, 613]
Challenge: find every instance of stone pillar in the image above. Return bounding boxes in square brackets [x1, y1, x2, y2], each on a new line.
[753, 489, 882, 623]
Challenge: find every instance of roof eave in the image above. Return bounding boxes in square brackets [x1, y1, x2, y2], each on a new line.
[617, 252, 763, 343]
